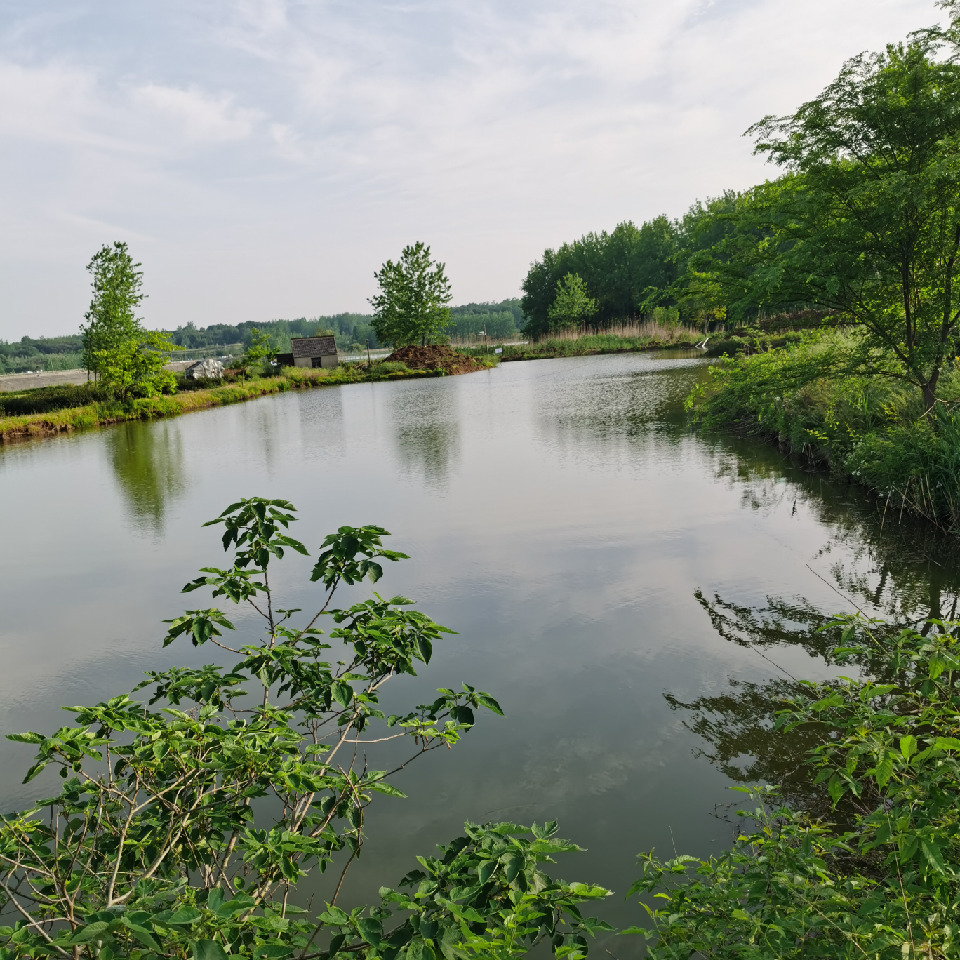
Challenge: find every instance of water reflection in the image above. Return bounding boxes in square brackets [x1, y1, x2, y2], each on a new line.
[710, 436, 960, 626]
[106, 421, 187, 534]
[664, 439, 960, 820]
[390, 383, 460, 489]
[533, 356, 707, 450]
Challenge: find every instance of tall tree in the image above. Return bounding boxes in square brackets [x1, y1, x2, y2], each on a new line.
[745, 16, 960, 412]
[80, 242, 144, 377]
[548, 273, 598, 330]
[80, 242, 174, 398]
[369, 242, 452, 348]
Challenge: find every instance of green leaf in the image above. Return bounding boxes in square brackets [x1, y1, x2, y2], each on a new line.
[476, 692, 504, 716]
[501, 851, 523, 883]
[122, 919, 160, 951]
[827, 774, 846, 805]
[921, 839, 949, 876]
[416, 635, 433, 663]
[192, 941, 230, 960]
[358, 918, 383, 946]
[404, 941, 437, 960]
[5, 732, 44, 744]
[69, 921, 113, 944]
[332, 682, 353, 708]
[166, 907, 203, 925]
[874, 755, 894, 789]
[322, 905, 350, 925]
[900, 735, 918, 760]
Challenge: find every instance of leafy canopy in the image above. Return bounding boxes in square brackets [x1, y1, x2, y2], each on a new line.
[742, 15, 960, 410]
[369, 242, 452, 348]
[80, 242, 174, 400]
[547, 274, 598, 331]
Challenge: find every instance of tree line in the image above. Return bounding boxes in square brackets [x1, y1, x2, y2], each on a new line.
[168, 301, 523, 354]
[0, 301, 523, 376]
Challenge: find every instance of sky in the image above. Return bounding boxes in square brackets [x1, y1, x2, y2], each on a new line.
[0, 0, 944, 340]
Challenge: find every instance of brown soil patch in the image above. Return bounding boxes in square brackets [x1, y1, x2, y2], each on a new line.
[385, 345, 488, 375]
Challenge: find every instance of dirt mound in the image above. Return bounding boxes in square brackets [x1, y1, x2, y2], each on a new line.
[385, 344, 488, 375]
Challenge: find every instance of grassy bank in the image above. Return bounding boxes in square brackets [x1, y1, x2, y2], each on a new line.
[0, 362, 459, 443]
[689, 329, 960, 528]
[461, 321, 705, 361]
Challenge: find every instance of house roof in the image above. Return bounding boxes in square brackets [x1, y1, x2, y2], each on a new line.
[291, 335, 338, 358]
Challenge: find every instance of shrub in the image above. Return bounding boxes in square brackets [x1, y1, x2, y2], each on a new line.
[0, 498, 609, 959]
[634, 617, 960, 959]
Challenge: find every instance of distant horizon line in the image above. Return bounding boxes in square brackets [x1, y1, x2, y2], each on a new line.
[4, 296, 524, 344]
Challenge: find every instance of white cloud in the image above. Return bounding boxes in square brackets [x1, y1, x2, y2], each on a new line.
[132, 83, 260, 143]
[0, 0, 947, 337]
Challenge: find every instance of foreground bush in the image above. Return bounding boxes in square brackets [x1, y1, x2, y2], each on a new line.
[0, 498, 609, 959]
[634, 617, 960, 958]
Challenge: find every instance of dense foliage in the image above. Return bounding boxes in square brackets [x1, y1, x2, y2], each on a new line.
[369, 243, 453, 349]
[681, 4, 960, 528]
[636, 616, 960, 959]
[689, 329, 960, 527]
[740, 21, 960, 413]
[521, 218, 683, 338]
[80, 243, 175, 400]
[0, 382, 110, 418]
[0, 336, 83, 376]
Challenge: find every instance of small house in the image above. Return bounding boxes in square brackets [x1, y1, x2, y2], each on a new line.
[286, 336, 339, 370]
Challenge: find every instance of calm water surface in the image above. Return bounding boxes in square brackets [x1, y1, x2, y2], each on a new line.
[3, 353, 959, 949]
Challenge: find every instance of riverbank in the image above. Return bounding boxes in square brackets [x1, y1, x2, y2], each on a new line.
[688, 329, 960, 530]
[0, 359, 492, 443]
[464, 329, 705, 361]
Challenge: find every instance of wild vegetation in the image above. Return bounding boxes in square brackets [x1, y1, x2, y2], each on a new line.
[690, 331, 960, 528]
[684, 3, 960, 529]
[466, 320, 703, 362]
[81, 242, 176, 401]
[6, 4, 960, 957]
[636, 615, 960, 959]
[0, 302, 525, 377]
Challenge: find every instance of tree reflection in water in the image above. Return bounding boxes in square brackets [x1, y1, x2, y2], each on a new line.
[107, 421, 187, 535]
[669, 452, 960, 819]
[390, 385, 460, 490]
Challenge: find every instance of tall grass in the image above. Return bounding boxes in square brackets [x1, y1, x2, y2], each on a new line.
[455, 321, 704, 361]
[534, 319, 703, 343]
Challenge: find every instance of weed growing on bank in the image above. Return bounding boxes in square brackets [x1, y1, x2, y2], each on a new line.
[636, 616, 960, 958]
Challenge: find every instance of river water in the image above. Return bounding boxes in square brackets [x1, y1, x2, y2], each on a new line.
[2, 352, 959, 948]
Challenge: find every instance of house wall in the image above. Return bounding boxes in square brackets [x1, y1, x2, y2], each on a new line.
[293, 354, 339, 369]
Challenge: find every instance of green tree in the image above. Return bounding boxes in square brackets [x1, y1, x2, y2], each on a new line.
[80, 242, 174, 399]
[0, 498, 610, 959]
[241, 327, 274, 377]
[744, 14, 960, 412]
[369, 242, 452, 348]
[547, 273, 598, 331]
